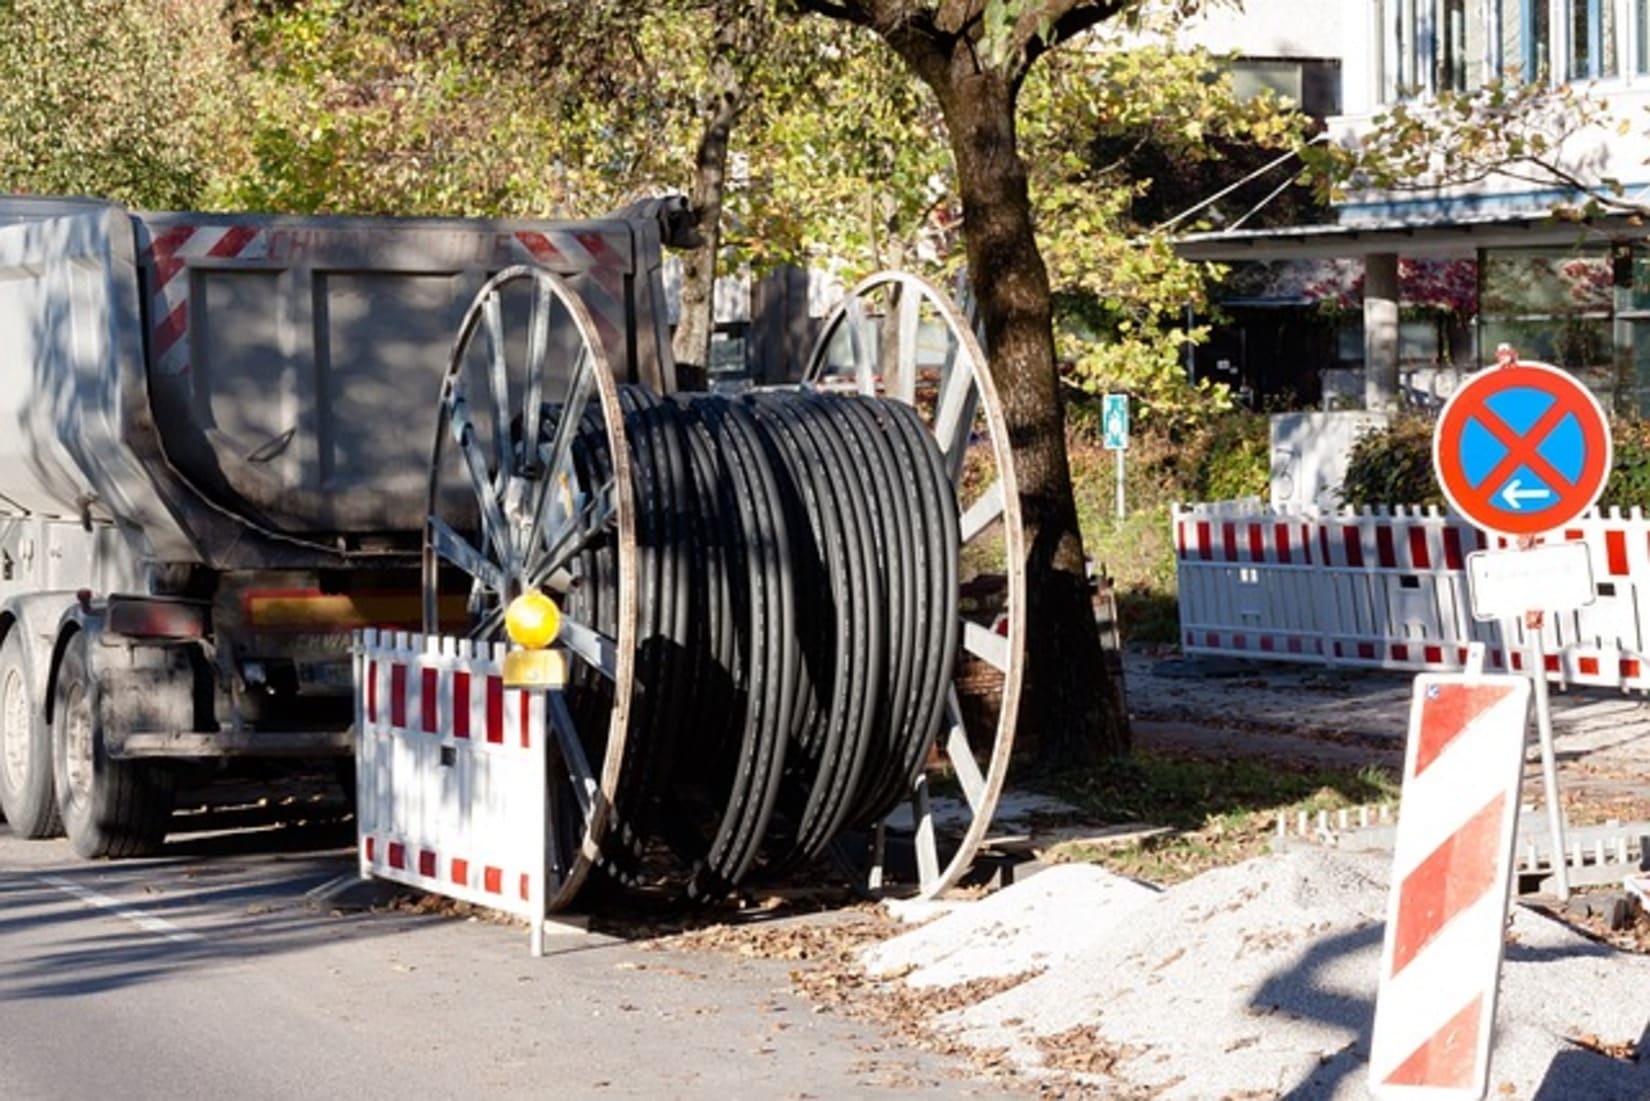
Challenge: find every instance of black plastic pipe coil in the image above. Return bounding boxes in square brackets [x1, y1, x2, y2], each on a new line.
[556, 386, 960, 904]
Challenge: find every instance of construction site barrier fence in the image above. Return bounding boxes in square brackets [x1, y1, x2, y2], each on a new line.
[1174, 502, 1650, 690]
[354, 629, 552, 954]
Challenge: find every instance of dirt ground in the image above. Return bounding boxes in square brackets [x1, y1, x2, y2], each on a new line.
[1124, 648, 1650, 823]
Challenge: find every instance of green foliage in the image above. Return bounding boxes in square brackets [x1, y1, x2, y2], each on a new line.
[1198, 415, 1272, 501]
[729, 20, 949, 274]
[223, 0, 625, 217]
[1340, 413, 1650, 510]
[1338, 416, 1442, 509]
[1069, 407, 1269, 641]
[1304, 77, 1629, 218]
[1020, 38, 1310, 420]
[1607, 419, 1650, 508]
[0, 0, 245, 209]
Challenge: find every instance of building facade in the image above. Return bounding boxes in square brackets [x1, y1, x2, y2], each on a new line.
[1183, 1, 1650, 415]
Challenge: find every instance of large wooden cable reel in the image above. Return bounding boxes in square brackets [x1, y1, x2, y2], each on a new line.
[803, 270, 1027, 899]
[422, 265, 638, 913]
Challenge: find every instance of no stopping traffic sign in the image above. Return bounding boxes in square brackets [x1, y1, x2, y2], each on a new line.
[1432, 361, 1612, 537]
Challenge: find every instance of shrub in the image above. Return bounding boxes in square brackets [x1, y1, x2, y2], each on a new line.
[1071, 404, 1269, 642]
[1338, 413, 1650, 510]
[1606, 419, 1650, 509]
[1338, 415, 1440, 509]
[1192, 414, 1271, 501]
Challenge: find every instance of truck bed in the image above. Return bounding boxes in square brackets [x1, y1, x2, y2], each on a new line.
[0, 197, 679, 569]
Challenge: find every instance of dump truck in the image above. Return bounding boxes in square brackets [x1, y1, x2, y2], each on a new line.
[0, 194, 683, 857]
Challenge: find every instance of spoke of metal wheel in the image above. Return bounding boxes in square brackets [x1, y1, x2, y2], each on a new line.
[521, 278, 553, 476]
[547, 690, 597, 821]
[525, 352, 594, 574]
[483, 291, 512, 482]
[428, 516, 506, 593]
[846, 298, 875, 396]
[962, 619, 1011, 673]
[532, 477, 615, 584]
[911, 776, 940, 889]
[932, 352, 979, 466]
[893, 287, 919, 404]
[449, 394, 515, 573]
[959, 479, 1005, 545]
[559, 614, 619, 681]
[942, 690, 987, 815]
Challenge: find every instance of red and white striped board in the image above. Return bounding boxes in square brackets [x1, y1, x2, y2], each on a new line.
[1369, 671, 1531, 1098]
[354, 629, 553, 955]
[1172, 502, 1650, 688]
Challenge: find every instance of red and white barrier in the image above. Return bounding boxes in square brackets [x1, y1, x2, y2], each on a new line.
[1175, 502, 1650, 689]
[1369, 668, 1531, 1097]
[354, 629, 551, 954]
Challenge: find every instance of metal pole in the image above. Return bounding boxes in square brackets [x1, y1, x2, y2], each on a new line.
[530, 688, 550, 958]
[1115, 449, 1126, 521]
[1527, 626, 1571, 900]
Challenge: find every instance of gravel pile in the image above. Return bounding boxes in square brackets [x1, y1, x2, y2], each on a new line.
[866, 848, 1650, 1098]
[864, 864, 1159, 988]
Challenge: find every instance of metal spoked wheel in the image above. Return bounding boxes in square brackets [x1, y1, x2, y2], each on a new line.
[422, 265, 638, 912]
[804, 270, 1026, 899]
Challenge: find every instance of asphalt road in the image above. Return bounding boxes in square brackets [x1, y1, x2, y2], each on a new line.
[0, 776, 1009, 1101]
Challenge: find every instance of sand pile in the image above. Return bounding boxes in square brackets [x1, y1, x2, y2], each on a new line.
[866, 848, 1650, 1098]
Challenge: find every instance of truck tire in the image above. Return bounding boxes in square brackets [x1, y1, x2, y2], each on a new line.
[0, 628, 59, 837]
[51, 631, 175, 858]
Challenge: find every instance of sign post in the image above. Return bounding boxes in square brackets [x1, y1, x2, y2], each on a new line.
[1371, 352, 1613, 1095]
[1433, 353, 1611, 904]
[1465, 543, 1595, 902]
[1103, 393, 1129, 520]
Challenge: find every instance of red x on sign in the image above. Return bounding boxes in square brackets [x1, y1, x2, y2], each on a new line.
[1432, 361, 1612, 537]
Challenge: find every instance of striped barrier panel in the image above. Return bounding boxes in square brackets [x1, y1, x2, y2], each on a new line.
[1495, 511, 1650, 690]
[1174, 506, 1326, 659]
[1175, 503, 1650, 689]
[355, 629, 551, 955]
[1370, 669, 1531, 1097]
[1311, 507, 1489, 671]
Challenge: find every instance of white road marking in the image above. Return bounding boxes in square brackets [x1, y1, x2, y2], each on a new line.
[36, 875, 203, 944]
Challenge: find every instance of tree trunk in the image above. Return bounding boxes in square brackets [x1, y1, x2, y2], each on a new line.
[935, 65, 1129, 766]
[671, 23, 745, 377]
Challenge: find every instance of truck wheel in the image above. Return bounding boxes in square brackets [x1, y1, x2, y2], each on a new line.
[0, 628, 59, 837]
[51, 632, 175, 858]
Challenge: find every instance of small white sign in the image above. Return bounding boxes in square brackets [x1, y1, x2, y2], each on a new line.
[1466, 543, 1595, 623]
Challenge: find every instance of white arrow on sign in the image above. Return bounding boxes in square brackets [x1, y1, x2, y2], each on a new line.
[1498, 478, 1552, 511]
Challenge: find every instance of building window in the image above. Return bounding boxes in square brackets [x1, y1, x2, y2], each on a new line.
[1498, 0, 1552, 81]
[1388, 0, 1443, 98]
[1437, 0, 1490, 91]
[1570, 0, 1619, 78]
[1385, 1, 1536, 101]
[1479, 246, 1614, 386]
[1639, 0, 1650, 73]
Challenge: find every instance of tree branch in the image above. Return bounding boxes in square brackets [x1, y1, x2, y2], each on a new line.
[1012, 0, 1131, 83]
[935, 0, 986, 34]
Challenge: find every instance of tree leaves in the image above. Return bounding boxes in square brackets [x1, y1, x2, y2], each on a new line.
[1311, 77, 1643, 221]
